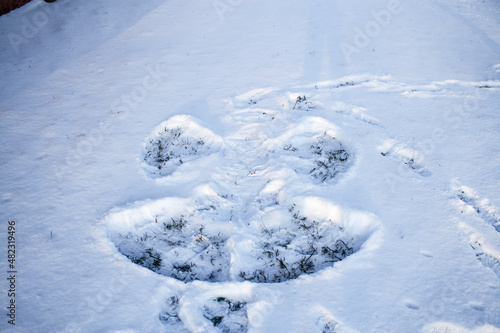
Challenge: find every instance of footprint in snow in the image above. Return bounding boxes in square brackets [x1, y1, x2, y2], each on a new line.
[312, 306, 358, 333]
[202, 297, 248, 333]
[159, 293, 249, 332]
[404, 300, 421, 310]
[453, 182, 500, 233]
[469, 238, 500, 279]
[379, 139, 431, 177]
[451, 182, 500, 279]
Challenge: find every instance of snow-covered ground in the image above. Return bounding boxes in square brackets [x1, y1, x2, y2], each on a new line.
[1, 0, 500, 332]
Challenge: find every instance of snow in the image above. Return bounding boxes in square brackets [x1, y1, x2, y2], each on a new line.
[1, 0, 500, 332]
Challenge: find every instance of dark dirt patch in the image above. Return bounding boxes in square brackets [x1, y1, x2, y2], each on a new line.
[1, 0, 31, 16]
